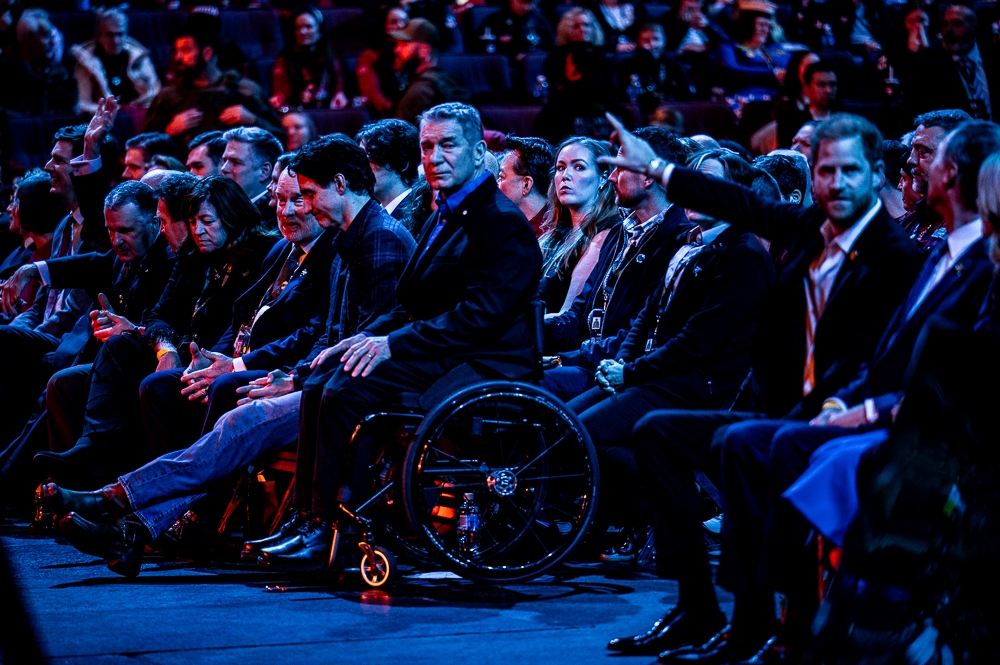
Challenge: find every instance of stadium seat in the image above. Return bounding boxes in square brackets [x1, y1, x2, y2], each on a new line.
[438, 54, 512, 103]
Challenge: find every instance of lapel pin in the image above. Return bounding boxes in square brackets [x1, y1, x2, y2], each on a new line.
[693, 265, 702, 276]
[636, 254, 645, 263]
[849, 249, 859, 261]
[955, 263, 964, 276]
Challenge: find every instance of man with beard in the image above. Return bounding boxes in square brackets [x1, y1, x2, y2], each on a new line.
[900, 109, 970, 250]
[900, 4, 1000, 121]
[390, 19, 468, 126]
[143, 22, 282, 148]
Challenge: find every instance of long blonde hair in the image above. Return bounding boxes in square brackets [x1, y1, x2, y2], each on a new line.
[539, 137, 619, 277]
[555, 8, 605, 47]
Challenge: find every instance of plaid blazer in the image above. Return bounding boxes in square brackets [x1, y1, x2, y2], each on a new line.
[303, 200, 416, 363]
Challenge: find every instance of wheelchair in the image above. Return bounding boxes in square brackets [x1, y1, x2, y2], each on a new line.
[316, 301, 600, 588]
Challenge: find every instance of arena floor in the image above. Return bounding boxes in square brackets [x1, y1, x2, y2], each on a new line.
[1, 524, 735, 664]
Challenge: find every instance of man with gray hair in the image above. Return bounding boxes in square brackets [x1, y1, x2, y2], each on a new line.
[257, 103, 542, 571]
[0, 180, 175, 491]
[221, 126, 284, 226]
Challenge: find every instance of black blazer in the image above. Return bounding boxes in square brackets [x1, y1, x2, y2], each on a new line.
[619, 227, 775, 406]
[144, 234, 277, 354]
[366, 176, 542, 381]
[900, 45, 1000, 121]
[545, 203, 693, 355]
[217, 229, 336, 370]
[44, 234, 176, 367]
[665, 166, 924, 416]
[45, 234, 176, 325]
[833, 236, 994, 415]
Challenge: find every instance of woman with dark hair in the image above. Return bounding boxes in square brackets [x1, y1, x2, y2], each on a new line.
[0, 169, 67, 316]
[35, 177, 277, 485]
[716, 0, 790, 100]
[355, 5, 409, 118]
[271, 7, 348, 111]
[538, 136, 620, 315]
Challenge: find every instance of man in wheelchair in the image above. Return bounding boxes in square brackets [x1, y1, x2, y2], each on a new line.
[43, 135, 417, 576]
[256, 102, 544, 571]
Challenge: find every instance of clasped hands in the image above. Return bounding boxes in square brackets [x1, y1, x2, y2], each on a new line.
[595, 359, 625, 394]
[310, 333, 391, 378]
[180, 342, 235, 403]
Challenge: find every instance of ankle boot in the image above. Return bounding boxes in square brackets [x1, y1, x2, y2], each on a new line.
[42, 482, 130, 521]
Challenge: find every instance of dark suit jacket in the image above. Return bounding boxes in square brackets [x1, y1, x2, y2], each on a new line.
[619, 227, 775, 406]
[665, 166, 924, 416]
[834, 236, 994, 416]
[900, 45, 1000, 121]
[43, 234, 176, 367]
[365, 177, 542, 381]
[216, 229, 336, 370]
[545, 204, 693, 356]
[297, 200, 416, 378]
[144, 234, 277, 355]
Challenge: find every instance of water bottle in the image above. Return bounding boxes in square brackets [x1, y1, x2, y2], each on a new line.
[533, 75, 549, 102]
[627, 74, 642, 104]
[456, 493, 481, 555]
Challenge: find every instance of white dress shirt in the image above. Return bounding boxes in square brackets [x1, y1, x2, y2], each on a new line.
[802, 200, 881, 395]
[383, 188, 413, 216]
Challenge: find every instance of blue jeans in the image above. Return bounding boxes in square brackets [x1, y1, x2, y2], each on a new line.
[120, 391, 300, 539]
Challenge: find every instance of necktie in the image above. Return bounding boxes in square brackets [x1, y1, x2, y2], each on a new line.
[265, 247, 304, 306]
[958, 56, 991, 119]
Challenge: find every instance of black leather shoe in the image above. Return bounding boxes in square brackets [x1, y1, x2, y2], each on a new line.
[734, 636, 794, 665]
[241, 511, 309, 559]
[41, 482, 130, 521]
[34, 438, 115, 486]
[658, 624, 730, 663]
[57, 512, 147, 577]
[607, 608, 728, 656]
[258, 518, 339, 571]
[668, 633, 775, 664]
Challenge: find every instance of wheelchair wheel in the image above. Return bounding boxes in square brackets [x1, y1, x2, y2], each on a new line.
[402, 381, 599, 583]
[359, 544, 396, 588]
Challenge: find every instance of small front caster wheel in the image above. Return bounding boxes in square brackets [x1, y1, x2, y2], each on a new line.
[359, 544, 396, 588]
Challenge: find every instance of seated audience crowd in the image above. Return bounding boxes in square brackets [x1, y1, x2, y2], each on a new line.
[2, 1, 1000, 664]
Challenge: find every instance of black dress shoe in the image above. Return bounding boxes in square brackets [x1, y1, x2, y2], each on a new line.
[241, 511, 309, 559]
[658, 624, 730, 663]
[734, 636, 795, 665]
[607, 608, 728, 656]
[41, 482, 130, 521]
[34, 438, 115, 486]
[57, 512, 147, 578]
[258, 518, 339, 571]
[669, 633, 775, 664]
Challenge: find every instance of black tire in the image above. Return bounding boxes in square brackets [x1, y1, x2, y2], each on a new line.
[401, 381, 599, 583]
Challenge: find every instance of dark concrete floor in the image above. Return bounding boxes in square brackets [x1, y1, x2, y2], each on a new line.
[2, 526, 734, 665]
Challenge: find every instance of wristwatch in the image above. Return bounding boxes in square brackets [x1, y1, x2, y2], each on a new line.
[646, 157, 667, 180]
